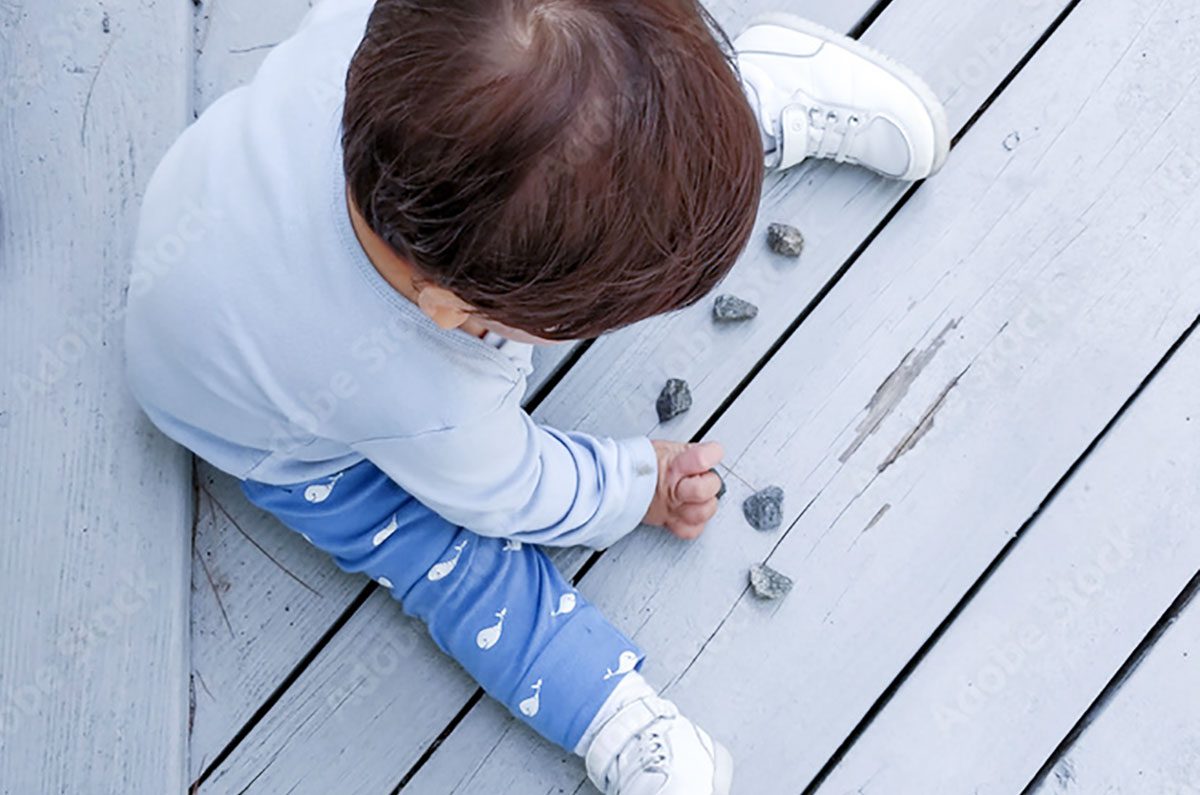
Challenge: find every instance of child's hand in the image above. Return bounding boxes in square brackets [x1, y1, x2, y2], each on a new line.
[642, 440, 725, 540]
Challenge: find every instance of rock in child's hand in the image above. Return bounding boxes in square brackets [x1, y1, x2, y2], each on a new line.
[642, 440, 725, 540]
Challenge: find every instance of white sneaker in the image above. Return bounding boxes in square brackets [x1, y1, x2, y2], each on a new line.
[736, 13, 951, 181]
[584, 696, 733, 795]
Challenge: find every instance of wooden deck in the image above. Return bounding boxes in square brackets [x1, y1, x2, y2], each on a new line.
[4, 0, 1200, 792]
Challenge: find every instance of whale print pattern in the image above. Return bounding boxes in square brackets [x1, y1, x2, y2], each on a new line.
[551, 592, 577, 617]
[603, 650, 639, 681]
[372, 514, 399, 547]
[427, 539, 469, 582]
[519, 679, 542, 718]
[303, 472, 345, 504]
[240, 460, 650, 752]
[476, 608, 507, 650]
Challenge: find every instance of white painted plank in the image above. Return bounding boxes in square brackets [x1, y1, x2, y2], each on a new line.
[195, 0, 894, 790]
[404, 0, 1200, 790]
[817, 328, 1200, 793]
[209, 0, 1083, 793]
[1029, 588, 1200, 795]
[0, 1, 192, 792]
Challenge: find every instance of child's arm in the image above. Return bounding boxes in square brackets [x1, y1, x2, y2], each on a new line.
[351, 399, 721, 549]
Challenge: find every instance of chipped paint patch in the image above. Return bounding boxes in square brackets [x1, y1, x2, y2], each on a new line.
[1053, 757, 1075, 789]
[840, 319, 961, 464]
[864, 503, 892, 533]
[877, 366, 970, 473]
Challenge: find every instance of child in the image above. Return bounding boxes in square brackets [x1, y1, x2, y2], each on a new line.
[125, 0, 948, 792]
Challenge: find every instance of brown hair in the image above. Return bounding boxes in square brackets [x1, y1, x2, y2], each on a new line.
[343, 0, 763, 341]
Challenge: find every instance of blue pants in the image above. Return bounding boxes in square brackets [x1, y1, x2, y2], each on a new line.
[241, 459, 644, 751]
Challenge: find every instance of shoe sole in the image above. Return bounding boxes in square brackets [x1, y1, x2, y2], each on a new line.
[745, 11, 952, 177]
[712, 741, 735, 795]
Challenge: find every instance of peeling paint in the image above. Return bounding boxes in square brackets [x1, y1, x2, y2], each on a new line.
[840, 319, 961, 464]
[1053, 757, 1075, 789]
[877, 365, 970, 473]
[864, 503, 892, 533]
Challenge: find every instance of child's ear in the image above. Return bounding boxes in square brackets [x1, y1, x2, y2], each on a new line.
[415, 285, 474, 330]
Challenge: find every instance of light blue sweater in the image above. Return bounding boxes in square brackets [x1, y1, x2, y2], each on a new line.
[123, 0, 658, 549]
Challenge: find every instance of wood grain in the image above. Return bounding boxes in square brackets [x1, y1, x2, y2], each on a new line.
[0, 1, 193, 792]
[818, 322, 1200, 793]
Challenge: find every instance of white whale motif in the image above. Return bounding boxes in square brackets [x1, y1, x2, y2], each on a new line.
[427, 540, 469, 582]
[476, 608, 507, 650]
[372, 515, 399, 547]
[502, 539, 523, 552]
[303, 472, 345, 504]
[551, 593, 577, 617]
[519, 679, 542, 717]
[603, 650, 639, 680]
[377, 576, 394, 590]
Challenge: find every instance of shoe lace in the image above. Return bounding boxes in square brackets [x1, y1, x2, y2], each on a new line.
[635, 729, 669, 771]
[803, 105, 864, 163]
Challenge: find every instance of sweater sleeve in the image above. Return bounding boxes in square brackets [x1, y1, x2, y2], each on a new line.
[350, 394, 659, 550]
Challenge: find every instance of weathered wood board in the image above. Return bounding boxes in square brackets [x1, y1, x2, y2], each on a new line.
[0, 0, 193, 792]
[1029, 585, 1200, 795]
[199, 0, 1085, 791]
[817, 326, 1200, 793]
[403, 0, 1200, 790]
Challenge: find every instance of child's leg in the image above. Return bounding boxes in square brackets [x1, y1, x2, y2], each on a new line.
[241, 458, 643, 752]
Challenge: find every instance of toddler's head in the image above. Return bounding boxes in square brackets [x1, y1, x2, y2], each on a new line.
[343, 0, 763, 341]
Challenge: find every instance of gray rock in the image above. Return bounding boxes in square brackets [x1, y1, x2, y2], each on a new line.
[749, 564, 794, 600]
[656, 378, 692, 423]
[767, 223, 805, 257]
[712, 294, 759, 323]
[742, 485, 784, 531]
[710, 468, 726, 500]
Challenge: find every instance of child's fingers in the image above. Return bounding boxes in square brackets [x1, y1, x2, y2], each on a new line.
[675, 470, 723, 503]
[667, 441, 725, 480]
[667, 519, 706, 540]
[676, 498, 718, 526]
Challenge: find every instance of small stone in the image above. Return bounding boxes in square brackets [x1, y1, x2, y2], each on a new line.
[742, 485, 784, 531]
[712, 294, 759, 323]
[656, 378, 692, 423]
[749, 564, 794, 600]
[710, 468, 726, 500]
[767, 223, 804, 258]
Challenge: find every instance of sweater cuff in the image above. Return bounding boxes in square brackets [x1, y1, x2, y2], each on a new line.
[590, 435, 659, 550]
